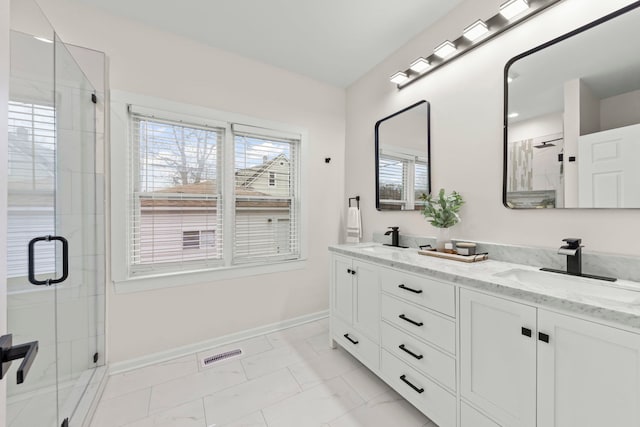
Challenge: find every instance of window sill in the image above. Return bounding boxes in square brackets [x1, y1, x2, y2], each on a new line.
[113, 258, 307, 294]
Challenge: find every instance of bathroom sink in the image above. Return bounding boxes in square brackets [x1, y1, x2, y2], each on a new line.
[358, 245, 401, 255]
[494, 268, 640, 305]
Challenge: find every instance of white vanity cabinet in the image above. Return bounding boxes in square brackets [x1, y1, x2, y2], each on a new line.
[330, 248, 640, 427]
[460, 288, 640, 427]
[330, 254, 380, 368]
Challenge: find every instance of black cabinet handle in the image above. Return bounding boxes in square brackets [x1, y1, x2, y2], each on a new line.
[399, 314, 424, 327]
[351, 270, 356, 275]
[343, 333, 359, 345]
[399, 344, 424, 360]
[538, 332, 550, 343]
[522, 327, 532, 338]
[398, 284, 423, 294]
[347, 268, 352, 274]
[400, 374, 424, 394]
[0, 334, 39, 384]
[28, 235, 69, 286]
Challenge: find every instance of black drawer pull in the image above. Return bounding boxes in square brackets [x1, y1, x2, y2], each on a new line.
[399, 314, 424, 327]
[538, 332, 550, 343]
[343, 333, 359, 345]
[400, 374, 424, 394]
[521, 327, 532, 338]
[398, 284, 423, 294]
[399, 344, 424, 360]
[347, 268, 352, 274]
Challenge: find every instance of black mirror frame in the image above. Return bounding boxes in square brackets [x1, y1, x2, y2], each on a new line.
[375, 100, 431, 211]
[503, 0, 640, 209]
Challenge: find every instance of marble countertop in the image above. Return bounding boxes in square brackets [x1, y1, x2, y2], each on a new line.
[330, 243, 640, 329]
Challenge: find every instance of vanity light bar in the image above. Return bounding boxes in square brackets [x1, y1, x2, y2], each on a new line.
[390, 0, 563, 89]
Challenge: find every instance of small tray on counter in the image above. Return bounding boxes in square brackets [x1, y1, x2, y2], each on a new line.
[418, 249, 488, 263]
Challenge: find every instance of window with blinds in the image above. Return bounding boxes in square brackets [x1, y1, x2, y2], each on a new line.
[378, 151, 429, 210]
[130, 111, 223, 275]
[7, 101, 56, 278]
[233, 125, 300, 263]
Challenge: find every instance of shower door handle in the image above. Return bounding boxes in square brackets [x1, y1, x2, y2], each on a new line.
[0, 334, 39, 384]
[28, 235, 69, 286]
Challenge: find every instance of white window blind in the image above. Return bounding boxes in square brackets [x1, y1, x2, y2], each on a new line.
[6, 101, 56, 278]
[232, 125, 300, 263]
[130, 111, 224, 275]
[378, 151, 429, 210]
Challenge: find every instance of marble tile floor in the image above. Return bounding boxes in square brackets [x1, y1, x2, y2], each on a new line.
[90, 318, 437, 427]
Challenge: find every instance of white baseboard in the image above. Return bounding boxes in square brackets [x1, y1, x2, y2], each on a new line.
[109, 310, 329, 375]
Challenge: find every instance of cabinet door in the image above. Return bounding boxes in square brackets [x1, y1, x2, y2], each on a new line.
[537, 310, 640, 427]
[332, 255, 353, 323]
[460, 289, 537, 427]
[353, 260, 380, 341]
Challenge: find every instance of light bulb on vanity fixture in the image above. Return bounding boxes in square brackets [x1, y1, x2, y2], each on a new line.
[499, 0, 530, 20]
[390, 71, 409, 85]
[433, 41, 457, 58]
[409, 57, 431, 73]
[463, 20, 489, 42]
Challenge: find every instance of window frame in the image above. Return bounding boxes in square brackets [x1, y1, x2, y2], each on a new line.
[110, 91, 308, 293]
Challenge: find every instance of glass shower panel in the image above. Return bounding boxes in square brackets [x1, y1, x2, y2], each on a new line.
[53, 34, 102, 426]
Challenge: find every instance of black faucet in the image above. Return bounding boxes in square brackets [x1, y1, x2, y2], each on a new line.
[558, 238, 582, 275]
[541, 238, 617, 282]
[384, 227, 400, 247]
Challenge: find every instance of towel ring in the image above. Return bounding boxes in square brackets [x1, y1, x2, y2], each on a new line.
[348, 196, 360, 209]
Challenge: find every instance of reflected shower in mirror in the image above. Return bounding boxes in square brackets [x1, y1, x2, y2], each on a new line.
[375, 100, 430, 211]
[504, 2, 640, 209]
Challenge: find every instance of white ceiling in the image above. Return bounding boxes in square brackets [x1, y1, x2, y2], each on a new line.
[69, 0, 463, 87]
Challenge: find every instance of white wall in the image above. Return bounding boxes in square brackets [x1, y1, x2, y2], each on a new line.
[346, 0, 640, 255]
[35, 0, 346, 362]
[1, 0, 9, 419]
[601, 89, 640, 131]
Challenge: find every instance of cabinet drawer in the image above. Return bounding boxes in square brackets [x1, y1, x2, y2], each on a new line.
[332, 316, 379, 369]
[381, 294, 456, 354]
[461, 402, 501, 427]
[380, 268, 455, 317]
[381, 350, 456, 427]
[381, 322, 456, 391]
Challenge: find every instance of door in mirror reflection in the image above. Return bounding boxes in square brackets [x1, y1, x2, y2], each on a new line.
[504, 2, 640, 208]
[375, 100, 430, 211]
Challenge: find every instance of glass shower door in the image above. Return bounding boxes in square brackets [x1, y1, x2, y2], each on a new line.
[6, 1, 104, 425]
[7, 12, 60, 425]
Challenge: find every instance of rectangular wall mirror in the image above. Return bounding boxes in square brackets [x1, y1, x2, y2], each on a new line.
[504, 1, 640, 209]
[375, 100, 430, 210]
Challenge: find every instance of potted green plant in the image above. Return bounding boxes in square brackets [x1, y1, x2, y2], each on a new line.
[420, 188, 464, 251]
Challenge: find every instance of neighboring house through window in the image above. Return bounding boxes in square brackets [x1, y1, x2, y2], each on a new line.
[127, 106, 301, 278]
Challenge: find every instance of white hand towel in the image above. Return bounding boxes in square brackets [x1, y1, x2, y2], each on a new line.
[346, 206, 362, 243]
